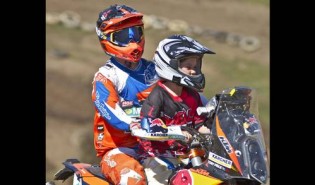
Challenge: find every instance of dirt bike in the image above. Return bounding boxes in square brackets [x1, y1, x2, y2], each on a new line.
[48, 86, 269, 185]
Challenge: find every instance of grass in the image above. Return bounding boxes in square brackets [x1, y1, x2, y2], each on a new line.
[243, 0, 270, 6]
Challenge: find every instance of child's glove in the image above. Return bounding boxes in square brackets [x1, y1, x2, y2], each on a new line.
[182, 131, 193, 143]
[197, 125, 211, 134]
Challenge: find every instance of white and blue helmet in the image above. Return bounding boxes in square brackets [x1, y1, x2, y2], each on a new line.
[153, 34, 215, 91]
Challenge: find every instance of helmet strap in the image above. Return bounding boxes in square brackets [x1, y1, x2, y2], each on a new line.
[172, 76, 182, 85]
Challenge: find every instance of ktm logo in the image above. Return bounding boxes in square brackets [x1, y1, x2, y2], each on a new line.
[219, 136, 232, 154]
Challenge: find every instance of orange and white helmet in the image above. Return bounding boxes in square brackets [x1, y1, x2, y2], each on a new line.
[96, 4, 145, 62]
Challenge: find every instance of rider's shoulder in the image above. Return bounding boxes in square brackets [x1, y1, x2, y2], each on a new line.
[97, 60, 119, 76]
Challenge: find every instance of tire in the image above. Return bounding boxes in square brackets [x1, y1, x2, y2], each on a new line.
[150, 15, 168, 30]
[80, 21, 95, 32]
[46, 12, 60, 25]
[167, 19, 189, 32]
[239, 36, 261, 52]
[142, 14, 153, 29]
[185, 25, 203, 36]
[59, 10, 81, 28]
[226, 33, 241, 46]
[214, 31, 228, 43]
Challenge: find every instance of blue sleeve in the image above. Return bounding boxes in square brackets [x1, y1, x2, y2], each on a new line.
[94, 81, 131, 131]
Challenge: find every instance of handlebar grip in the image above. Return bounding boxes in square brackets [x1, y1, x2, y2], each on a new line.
[196, 105, 216, 117]
[196, 107, 208, 116]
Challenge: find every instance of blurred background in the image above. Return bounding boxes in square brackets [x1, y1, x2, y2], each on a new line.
[46, 0, 269, 184]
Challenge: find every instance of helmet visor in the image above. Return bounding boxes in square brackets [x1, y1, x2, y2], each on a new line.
[178, 55, 202, 77]
[108, 26, 144, 46]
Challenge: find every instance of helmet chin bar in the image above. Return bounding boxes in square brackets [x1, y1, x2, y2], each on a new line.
[171, 75, 205, 92]
[100, 39, 144, 62]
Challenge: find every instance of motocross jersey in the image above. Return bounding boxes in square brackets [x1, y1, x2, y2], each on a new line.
[92, 57, 158, 157]
[138, 81, 206, 158]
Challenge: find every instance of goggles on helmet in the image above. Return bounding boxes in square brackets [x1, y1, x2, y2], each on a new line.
[106, 26, 144, 47]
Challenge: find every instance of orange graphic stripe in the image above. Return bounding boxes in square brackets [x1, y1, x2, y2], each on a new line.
[215, 116, 242, 175]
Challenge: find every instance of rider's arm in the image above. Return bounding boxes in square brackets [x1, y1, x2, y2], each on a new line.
[92, 72, 134, 132]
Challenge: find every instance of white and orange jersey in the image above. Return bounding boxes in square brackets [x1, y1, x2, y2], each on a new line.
[92, 57, 158, 157]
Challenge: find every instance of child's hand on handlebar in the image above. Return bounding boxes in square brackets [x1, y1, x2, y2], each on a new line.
[182, 131, 193, 143]
[198, 125, 211, 134]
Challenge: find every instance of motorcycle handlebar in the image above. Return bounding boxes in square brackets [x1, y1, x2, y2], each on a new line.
[131, 125, 189, 141]
[131, 125, 209, 143]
